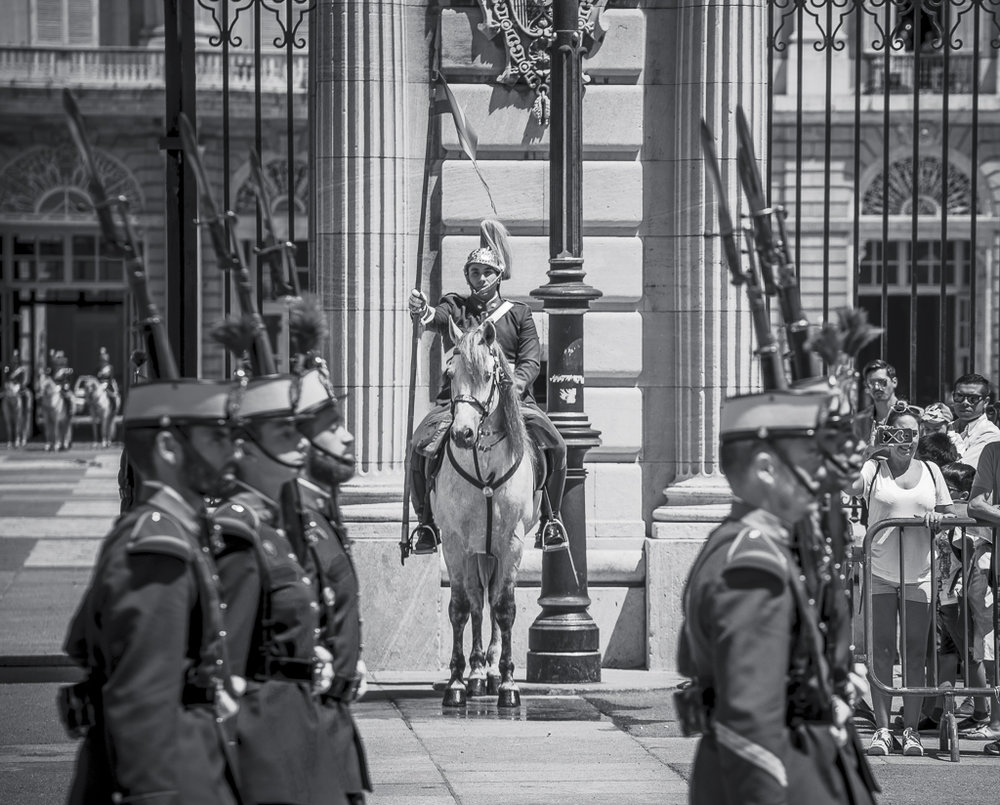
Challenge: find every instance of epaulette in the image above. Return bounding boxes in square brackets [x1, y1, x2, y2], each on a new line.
[126, 511, 193, 562]
[211, 501, 260, 544]
[722, 527, 789, 583]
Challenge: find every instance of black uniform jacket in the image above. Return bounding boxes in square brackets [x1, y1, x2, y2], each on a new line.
[63, 485, 238, 805]
[426, 293, 540, 404]
[678, 502, 875, 805]
[212, 490, 322, 805]
[295, 480, 372, 796]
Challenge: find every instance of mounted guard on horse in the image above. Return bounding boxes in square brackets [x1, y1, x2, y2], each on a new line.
[96, 346, 122, 415]
[48, 349, 77, 413]
[1, 349, 33, 447]
[406, 219, 568, 555]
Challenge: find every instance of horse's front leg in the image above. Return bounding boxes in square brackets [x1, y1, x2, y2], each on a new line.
[444, 585, 471, 708]
[485, 610, 502, 695]
[493, 578, 520, 709]
[466, 584, 488, 698]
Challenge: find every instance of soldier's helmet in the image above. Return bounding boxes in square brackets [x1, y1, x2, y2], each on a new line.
[52, 350, 68, 367]
[123, 378, 242, 431]
[464, 219, 512, 281]
[720, 388, 840, 445]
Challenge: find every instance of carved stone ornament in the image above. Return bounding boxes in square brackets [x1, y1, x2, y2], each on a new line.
[476, 0, 607, 125]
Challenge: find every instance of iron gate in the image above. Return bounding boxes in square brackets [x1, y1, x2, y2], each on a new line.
[765, 0, 1000, 405]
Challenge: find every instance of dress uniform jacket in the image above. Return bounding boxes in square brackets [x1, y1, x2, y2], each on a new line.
[677, 502, 875, 805]
[63, 485, 239, 805]
[413, 293, 561, 456]
[212, 490, 322, 805]
[292, 482, 372, 802]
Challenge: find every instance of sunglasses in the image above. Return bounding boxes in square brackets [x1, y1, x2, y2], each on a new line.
[952, 392, 985, 405]
[879, 427, 918, 444]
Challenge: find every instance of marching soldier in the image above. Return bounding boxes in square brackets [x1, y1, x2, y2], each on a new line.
[286, 338, 372, 804]
[676, 388, 877, 805]
[406, 218, 567, 554]
[60, 377, 244, 805]
[96, 346, 122, 414]
[209, 367, 343, 805]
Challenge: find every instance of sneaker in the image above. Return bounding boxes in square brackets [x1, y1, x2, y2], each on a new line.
[957, 714, 991, 734]
[901, 727, 924, 757]
[867, 727, 893, 756]
[916, 715, 940, 733]
[956, 697, 975, 717]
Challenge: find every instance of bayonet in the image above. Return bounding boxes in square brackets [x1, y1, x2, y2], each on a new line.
[249, 149, 300, 299]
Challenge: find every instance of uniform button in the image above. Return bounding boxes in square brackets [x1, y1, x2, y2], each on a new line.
[212, 574, 219, 582]
[276, 528, 286, 538]
[303, 577, 311, 585]
[220, 602, 228, 610]
[288, 553, 297, 560]
[220, 630, 227, 637]
[308, 521, 317, 529]
[807, 598, 815, 606]
[216, 659, 224, 666]
[203, 546, 210, 554]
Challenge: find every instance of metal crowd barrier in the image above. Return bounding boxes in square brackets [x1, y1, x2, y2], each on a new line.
[854, 516, 1000, 762]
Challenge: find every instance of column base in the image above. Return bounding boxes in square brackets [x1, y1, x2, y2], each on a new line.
[526, 611, 602, 683]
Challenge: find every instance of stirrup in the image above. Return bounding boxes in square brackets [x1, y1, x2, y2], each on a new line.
[535, 517, 568, 552]
[409, 523, 440, 555]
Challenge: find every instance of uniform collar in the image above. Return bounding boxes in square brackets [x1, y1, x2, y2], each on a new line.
[468, 292, 504, 314]
[231, 487, 281, 526]
[731, 499, 792, 544]
[142, 482, 201, 533]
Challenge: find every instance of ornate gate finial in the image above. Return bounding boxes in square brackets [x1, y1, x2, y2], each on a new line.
[476, 1, 607, 125]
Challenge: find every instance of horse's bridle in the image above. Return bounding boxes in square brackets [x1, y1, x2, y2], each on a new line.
[450, 360, 505, 443]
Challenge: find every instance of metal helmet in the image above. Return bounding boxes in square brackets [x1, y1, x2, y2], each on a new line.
[464, 246, 504, 275]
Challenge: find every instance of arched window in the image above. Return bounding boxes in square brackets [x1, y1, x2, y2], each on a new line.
[862, 156, 975, 216]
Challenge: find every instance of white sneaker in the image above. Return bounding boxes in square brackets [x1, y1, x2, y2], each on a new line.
[901, 727, 924, 756]
[867, 727, 892, 756]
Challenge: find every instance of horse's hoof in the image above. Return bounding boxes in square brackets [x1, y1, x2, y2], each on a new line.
[497, 687, 520, 709]
[486, 674, 501, 696]
[443, 687, 467, 708]
[467, 677, 487, 698]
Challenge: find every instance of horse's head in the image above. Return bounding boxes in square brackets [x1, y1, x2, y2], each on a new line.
[447, 319, 520, 451]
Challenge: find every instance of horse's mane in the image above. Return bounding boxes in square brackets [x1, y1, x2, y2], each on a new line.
[456, 328, 528, 460]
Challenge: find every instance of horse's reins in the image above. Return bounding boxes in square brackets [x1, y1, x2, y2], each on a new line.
[448, 360, 522, 556]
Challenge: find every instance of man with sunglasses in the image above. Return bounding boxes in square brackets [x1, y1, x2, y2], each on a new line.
[950, 373, 1000, 471]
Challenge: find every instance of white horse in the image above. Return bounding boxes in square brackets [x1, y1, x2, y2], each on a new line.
[1, 379, 32, 448]
[36, 371, 73, 451]
[433, 319, 539, 709]
[80, 375, 117, 447]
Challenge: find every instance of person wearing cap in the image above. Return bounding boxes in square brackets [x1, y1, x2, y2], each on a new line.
[61, 378, 244, 805]
[209, 371, 338, 805]
[677, 388, 877, 805]
[288, 364, 372, 804]
[406, 219, 567, 553]
[96, 346, 121, 414]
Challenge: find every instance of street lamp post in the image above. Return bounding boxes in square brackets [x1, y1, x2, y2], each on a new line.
[526, 0, 602, 683]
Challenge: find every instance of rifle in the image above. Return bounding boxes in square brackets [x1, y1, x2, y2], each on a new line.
[177, 115, 277, 376]
[248, 148, 300, 300]
[700, 119, 786, 391]
[62, 89, 179, 381]
[734, 107, 819, 383]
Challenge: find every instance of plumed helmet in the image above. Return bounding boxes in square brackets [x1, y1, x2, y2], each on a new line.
[464, 219, 512, 280]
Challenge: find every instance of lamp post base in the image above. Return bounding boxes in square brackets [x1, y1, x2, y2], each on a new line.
[526, 611, 602, 683]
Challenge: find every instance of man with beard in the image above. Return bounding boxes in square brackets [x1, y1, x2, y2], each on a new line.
[677, 388, 878, 805]
[283, 365, 372, 804]
[210, 372, 337, 805]
[61, 377, 243, 805]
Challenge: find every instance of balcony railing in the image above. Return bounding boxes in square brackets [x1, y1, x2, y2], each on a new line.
[863, 52, 978, 95]
[0, 47, 307, 93]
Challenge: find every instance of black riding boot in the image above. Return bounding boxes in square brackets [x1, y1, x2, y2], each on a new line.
[409, 453, 440, 555]
[534, 447, 568, 550]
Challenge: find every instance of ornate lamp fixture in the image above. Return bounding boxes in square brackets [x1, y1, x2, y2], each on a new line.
[476, 0, 606, 124]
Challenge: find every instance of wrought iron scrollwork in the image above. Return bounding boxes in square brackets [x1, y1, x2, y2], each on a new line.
[476, 0, 607, 125]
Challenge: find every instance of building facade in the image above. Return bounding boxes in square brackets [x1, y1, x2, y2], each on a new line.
[2, 0, 997, 672]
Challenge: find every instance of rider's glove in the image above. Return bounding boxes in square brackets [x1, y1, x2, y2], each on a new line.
[408, 289, 433, 323]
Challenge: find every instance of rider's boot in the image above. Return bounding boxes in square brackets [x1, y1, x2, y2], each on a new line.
[534, 451, 568, 551]
[408, 454, 440, 555]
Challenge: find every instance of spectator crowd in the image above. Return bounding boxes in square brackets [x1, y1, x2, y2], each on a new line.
[853, 360, 1000, 757]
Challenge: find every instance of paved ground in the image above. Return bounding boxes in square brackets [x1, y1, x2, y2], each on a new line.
[2, 446, 1000, 804]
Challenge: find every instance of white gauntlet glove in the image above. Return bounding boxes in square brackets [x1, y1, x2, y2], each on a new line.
[312, 646, 334, 696]
[355, 659, 369, 701]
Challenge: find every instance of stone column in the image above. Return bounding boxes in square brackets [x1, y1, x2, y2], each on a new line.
[646, 0, 769, 669]
[311, 0, 429, 485]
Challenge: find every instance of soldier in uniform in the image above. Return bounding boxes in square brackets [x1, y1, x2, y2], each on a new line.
[60, 377, 243, 805]
[406, 218, 567, 553]
[50, 349, 77, 413]
[210, 371, 338, 805]
[96, 346, 122, 414]
[286, 361, 372, 804]
[676, 388, 878, 805]
[2, 349, 29, 387]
